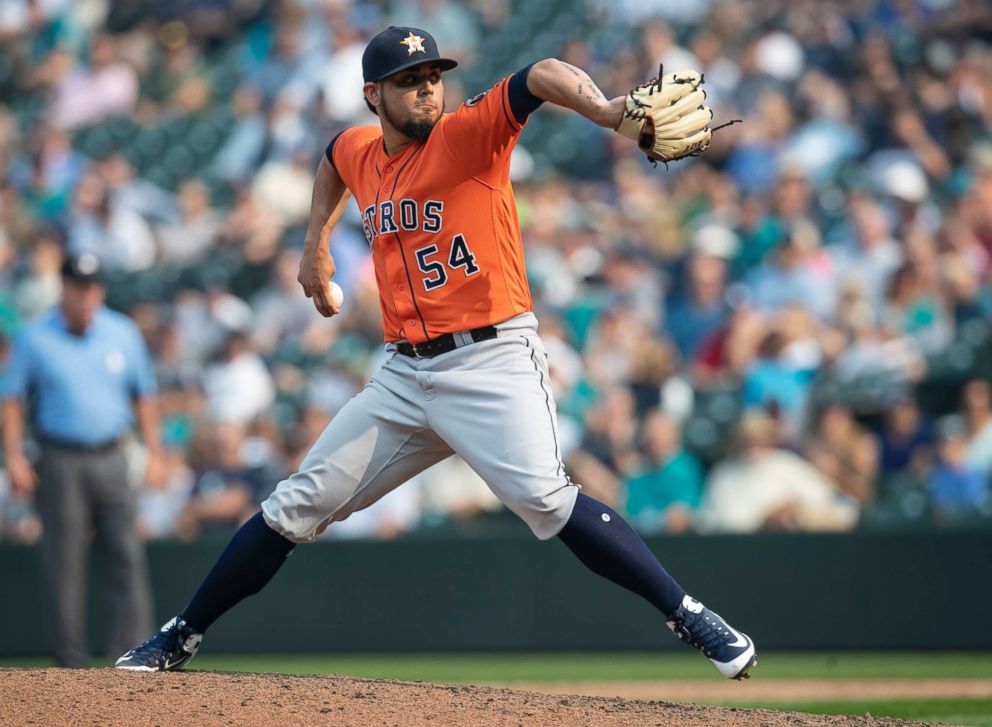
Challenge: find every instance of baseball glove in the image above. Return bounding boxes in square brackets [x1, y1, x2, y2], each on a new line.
[616, 65, 736, 166]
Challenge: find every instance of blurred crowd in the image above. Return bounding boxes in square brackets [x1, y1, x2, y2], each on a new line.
[1, 0, 992, 543]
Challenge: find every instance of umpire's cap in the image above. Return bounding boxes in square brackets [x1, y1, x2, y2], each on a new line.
[61, 252, 104, 284]
[362, 26, 457, 83]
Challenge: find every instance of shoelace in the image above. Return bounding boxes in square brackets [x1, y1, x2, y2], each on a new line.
[675, 612, 733, 657]
[130, 626, 182, 663]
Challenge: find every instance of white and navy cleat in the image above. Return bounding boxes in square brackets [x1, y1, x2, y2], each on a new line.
[667, 595, 757, 680]
[114, 616, 203, 672]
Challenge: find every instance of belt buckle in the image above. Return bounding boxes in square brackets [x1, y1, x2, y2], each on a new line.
[410, 342, 425, 359]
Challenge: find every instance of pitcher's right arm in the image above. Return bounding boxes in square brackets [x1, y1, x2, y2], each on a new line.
[298, 154, 351, 317]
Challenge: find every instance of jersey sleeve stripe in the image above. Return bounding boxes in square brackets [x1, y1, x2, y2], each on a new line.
[499, 79, 522, 133]
[324, 130, 347, 170]
[506, 65, 544, 124]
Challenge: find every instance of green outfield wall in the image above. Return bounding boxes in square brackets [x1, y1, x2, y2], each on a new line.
[2, 529, 990, 656]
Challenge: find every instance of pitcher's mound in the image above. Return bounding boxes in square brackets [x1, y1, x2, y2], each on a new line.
[2, 668, 930, 726]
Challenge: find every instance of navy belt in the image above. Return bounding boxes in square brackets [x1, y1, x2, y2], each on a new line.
[395, 326, 498, 358]
[39, 435, 124, 454]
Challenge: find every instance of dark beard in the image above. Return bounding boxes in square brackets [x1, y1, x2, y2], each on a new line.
[401, 118, 436, 140]
[382, 94, 439, 140]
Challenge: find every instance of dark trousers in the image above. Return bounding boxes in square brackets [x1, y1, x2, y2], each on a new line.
[35, 443, 153, 667]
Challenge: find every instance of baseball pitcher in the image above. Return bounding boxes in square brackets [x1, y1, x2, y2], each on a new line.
[116, 26, 755, 680]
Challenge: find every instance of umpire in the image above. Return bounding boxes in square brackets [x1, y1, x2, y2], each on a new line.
[1, 252, 161, 667]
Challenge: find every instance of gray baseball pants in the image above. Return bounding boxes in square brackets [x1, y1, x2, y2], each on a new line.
[35, 443, 153, 667]
[262, 313, 580, 543]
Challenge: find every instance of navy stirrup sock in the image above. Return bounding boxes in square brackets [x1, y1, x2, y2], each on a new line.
[180, 497, 684, 633]
[557, 493, 687, 618]
[180, 511, 295, 633]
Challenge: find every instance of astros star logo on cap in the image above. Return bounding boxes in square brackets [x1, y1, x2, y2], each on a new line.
[400, 31, 426, 56]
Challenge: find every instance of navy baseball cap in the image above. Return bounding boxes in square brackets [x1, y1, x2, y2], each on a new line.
[61, 252, 103, 284]
[362, 26, 457, 83]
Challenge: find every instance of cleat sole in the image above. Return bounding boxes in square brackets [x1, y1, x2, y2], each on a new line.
[732, 655, 757, 681]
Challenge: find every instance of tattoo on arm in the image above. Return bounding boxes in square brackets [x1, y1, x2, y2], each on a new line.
[578, 81, 605, 104]
[561, 62, 582, 77]
[548, 59, 611, 122]
[564, 62, 607, 103]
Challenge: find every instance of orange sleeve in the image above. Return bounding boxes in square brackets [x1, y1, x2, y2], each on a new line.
[329, 125, 381, 191]
[437, 76, 525, 185]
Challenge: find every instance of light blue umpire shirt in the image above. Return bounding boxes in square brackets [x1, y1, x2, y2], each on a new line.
[1, 306, 157, 446]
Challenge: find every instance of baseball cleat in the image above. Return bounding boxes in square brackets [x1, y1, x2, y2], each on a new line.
[114, 616, 203, 672]
[667, 595, 757, 680]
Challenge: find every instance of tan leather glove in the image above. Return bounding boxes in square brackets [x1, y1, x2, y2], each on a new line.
[616, 65, 729, 165]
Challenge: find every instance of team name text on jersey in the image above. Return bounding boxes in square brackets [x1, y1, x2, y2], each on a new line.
[362, 199, 444, 244]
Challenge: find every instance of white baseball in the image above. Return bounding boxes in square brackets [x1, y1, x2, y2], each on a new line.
[328, 280, 344, 309]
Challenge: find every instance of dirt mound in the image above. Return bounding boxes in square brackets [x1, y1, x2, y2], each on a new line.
[1, 668, 937, 727]
[506, 678, 992, 702]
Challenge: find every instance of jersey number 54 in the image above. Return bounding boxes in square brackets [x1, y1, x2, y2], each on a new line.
[415, 234, 480, 291]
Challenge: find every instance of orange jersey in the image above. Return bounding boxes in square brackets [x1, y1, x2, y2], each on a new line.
[330, 74, 533, 344]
